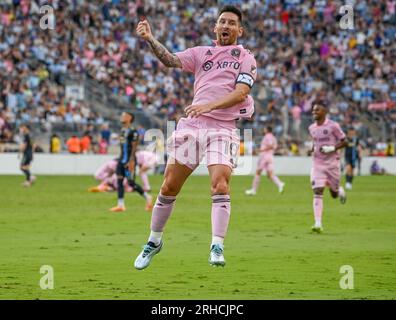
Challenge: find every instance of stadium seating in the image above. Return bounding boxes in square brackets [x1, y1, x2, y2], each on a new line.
[0, 0, 395, 154]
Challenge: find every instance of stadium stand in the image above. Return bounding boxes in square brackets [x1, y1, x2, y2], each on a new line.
[0, 0, 395, 155]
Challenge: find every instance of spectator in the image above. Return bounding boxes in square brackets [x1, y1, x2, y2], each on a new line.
[370, 161, 388, 175]
[66, 135, 81, 154]
[100, 123, 111, 144]
[97, 138, 108, 154]
[49, 134, 61, 153]
[80, 132, 92, 154]
[386, 138, 395, 156]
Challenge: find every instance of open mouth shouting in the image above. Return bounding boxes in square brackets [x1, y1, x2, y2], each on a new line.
[220, 30, 230, 42]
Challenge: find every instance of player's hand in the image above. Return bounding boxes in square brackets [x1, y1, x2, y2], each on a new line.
[320, 145, 336, 154]
[125, 161, 135, 173]
[136, 20, 153, 41]
[127, 161, 135, 173]
[185, 104, 214, 118]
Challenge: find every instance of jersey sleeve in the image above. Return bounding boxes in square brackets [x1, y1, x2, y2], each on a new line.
[175, 47, 198, 73]
[236, 52, 257, 89]
[130, 130, 139, 142]
[332, 123, 346, 141]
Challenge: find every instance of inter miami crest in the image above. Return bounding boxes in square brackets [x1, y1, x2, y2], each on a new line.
[323, 129, 328, 135]
[231, 48, 241, 58]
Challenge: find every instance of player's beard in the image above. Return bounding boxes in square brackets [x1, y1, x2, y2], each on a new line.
[217, 32, 236, 46]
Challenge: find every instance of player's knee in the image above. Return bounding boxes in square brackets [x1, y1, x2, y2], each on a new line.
[160, 181, 180, 197]
[313, 188, 324, 195]
[211, 179, 229, 195]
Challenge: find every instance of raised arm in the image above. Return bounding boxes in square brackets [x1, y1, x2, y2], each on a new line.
[136, 20, 182, 68]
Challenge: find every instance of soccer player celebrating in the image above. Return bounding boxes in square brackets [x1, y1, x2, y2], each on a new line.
[19, 124, 36, 187]
[109, 112, 152, 212]
[344, 127, 363, 190]
[134, 5, 257, 269]
[309, 100, 348, 233]
[245, 126, 285, 195]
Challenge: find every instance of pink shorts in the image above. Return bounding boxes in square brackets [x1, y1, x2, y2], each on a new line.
[310, 164, 341, 191]
[257, 155, 274, 172]
[137, 152, 157, 169]
[167, 116, 240, 170]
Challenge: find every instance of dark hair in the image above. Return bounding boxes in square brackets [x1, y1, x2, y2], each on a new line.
[20, 124, 30, 130]
[312, 99, 328, 110]
[124, 112, 135, 121]
[218, 5, 243, 24]
[266, 126, 273, 133]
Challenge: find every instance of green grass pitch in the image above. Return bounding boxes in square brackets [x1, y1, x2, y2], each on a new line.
[0, 174, 395, 300]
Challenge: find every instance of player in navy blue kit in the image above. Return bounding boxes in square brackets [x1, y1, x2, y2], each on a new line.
[19, 124, 36, 187]
[109, 112, 152, 212]
[344, 127, 363, 190]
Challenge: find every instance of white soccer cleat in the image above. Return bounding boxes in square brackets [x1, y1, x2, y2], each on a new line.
[245, 189, 256, 196]
[134, 241, 163, 270]
[278, 182, 285, 194]
[345, 182, 352, 190]
[209, 244, 226, 267]
[339, 186, 347, 204]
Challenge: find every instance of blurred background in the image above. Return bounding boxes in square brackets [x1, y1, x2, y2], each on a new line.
[0, 0, 395, 158]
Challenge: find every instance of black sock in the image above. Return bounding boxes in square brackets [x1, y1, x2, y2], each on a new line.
[117, 178, 124, 200]
[22, 169, 30, 181]
[128, 179, 145, 198]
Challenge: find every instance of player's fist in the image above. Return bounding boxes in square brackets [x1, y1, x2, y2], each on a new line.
[136, 20, 153, 41]
[320, 145, 336, 154]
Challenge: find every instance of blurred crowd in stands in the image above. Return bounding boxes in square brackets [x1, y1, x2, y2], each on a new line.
[0, 0, 395, 156]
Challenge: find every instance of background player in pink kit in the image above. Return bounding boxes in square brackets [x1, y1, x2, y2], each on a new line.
[134, 6, 257, 269]
[309, 100, 348, 233]
[136, 150, 158, 192]
[88, 151, 157, 193]
[245, 126, 285, 195]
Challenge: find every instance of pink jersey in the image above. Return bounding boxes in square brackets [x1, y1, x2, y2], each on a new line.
[175, 43, 257, 121]
[260, 133, 277, 158]
[309, 118, 346, 167]
[136, 150, 157, 168]
[94, 159, 118, 181]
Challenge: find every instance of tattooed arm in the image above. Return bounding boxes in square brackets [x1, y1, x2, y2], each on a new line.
[136, 20, 182, 68]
